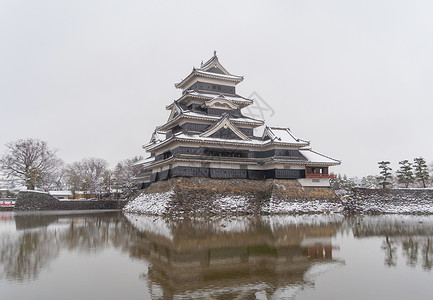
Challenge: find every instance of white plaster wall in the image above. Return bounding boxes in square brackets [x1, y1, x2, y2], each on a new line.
[297, 178, 330, 187]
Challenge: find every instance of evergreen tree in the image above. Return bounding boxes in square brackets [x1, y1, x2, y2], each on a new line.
[361, 175, 379, 189]
[413, 157, 429, 188]
[378, 161, 392, 189]
[396, 160, 414, 188]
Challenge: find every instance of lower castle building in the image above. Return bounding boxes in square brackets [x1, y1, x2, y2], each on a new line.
[135, 52, 340, 189]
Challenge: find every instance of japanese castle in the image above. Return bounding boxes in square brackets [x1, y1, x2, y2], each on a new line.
[135, 52, 340, 189]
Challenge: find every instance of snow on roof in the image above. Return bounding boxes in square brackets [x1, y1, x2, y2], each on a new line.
[157, 109, 264, 132]
[178, 133, 266, 145]
[151, 131, 166, 142]
[146, 132, 269, 150]
[20, 190, 48, 194]
[199, 114, 251, 141]
[133, 156, 155, 166]
[183, 110, 263, 124]
[299, 149, 341, 165]
[200, 53, 218, 69]
[234, 114, 264, 124]
[194, 69, 243, 80]
[204, 94, 239, 109]
[49, 190, 72, 196]
[175, 69, 243, 89]
[182, 110, 219, 119]
[176, 51, 244, 86]
[166, 91, 253, 110]
[175, 68, 244, 88]
[265, 127, 309, 145]
[145, 126, 317, 151]
[186, 91, 253, 104]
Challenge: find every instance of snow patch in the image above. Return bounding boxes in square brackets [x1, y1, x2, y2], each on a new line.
[262, 198, 343, 214]
[213, 195, 249, 213]
[123, 191, 173, 215]
[20, 190, 49, 194]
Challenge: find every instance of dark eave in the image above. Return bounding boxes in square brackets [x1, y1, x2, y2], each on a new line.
[166, 91, 253, 110]
[175, 69, 243, 90]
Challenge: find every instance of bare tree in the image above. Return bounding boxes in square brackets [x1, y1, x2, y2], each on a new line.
[0, 138, 62, 190]
[65, 158, 109, 199]
[112, 156, 143, 199]
[65, 163, 82, 199]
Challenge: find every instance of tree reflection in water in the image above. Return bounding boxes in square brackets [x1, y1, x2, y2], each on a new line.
[351, 215, 433, 271]
[0, 211, 131, 282]
[1, 212, 343, 298]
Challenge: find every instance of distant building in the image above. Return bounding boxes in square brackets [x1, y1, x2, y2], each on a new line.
[0, 189, 9, 198]
[135, 52, 340, 189]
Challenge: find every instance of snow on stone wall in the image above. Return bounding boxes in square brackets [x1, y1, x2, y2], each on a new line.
[262, 198, 343, 214]
[122, 180, 433, 216]
[123, 191, 173, 215]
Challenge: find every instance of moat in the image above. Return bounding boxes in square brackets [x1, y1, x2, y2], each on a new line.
[1, 210, 433, 299]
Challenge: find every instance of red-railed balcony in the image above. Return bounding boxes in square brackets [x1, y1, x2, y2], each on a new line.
[306, 173, 337, 179]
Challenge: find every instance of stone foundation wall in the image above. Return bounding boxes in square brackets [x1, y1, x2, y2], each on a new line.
[15, 191, 127, 211]
[126, 179, 433, 216]
[346, 188, 433, 214]
[147, 177, 337, 201]
[271, 179, 338, 200]
[125, 177, 340, 215]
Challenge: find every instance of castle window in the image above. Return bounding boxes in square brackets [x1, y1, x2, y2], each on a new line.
[163, 151, 172, 159]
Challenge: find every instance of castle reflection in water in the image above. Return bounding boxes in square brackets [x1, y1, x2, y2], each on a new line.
[126, 214, 342, 299]
[1, 212, 433, 299]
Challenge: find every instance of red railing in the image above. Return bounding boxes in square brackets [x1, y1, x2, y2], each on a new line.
[306, 173, 337, 179]
[1, 201, 15, 207]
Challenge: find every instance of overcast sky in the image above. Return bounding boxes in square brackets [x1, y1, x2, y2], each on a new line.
[1, 0, 432, 177]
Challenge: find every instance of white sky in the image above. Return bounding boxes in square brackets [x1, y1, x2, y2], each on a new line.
[1, 0, 432, 177]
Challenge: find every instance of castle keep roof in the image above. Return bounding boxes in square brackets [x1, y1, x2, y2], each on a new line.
[175, 52, 244, 89]
[136, 52, 340, 186]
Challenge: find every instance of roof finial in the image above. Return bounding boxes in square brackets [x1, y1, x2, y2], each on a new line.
[214, 50, 217, 56]
[201, 60, 203, 66]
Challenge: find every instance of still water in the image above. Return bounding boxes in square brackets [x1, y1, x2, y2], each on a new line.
[1, 211, 433, 300]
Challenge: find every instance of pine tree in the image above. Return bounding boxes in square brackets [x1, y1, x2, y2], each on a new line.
[396, 160, 414, 188]
[413, 157, 430, 188]
[378, 161, 392, 189]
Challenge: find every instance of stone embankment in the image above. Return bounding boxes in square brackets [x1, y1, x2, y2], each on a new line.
[11, 184, 432, 215]
[14, 191, 127, 211]
[345, 188, 433, 214]
[124, 178, 433, 216]
[124, 177, 342, 215]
